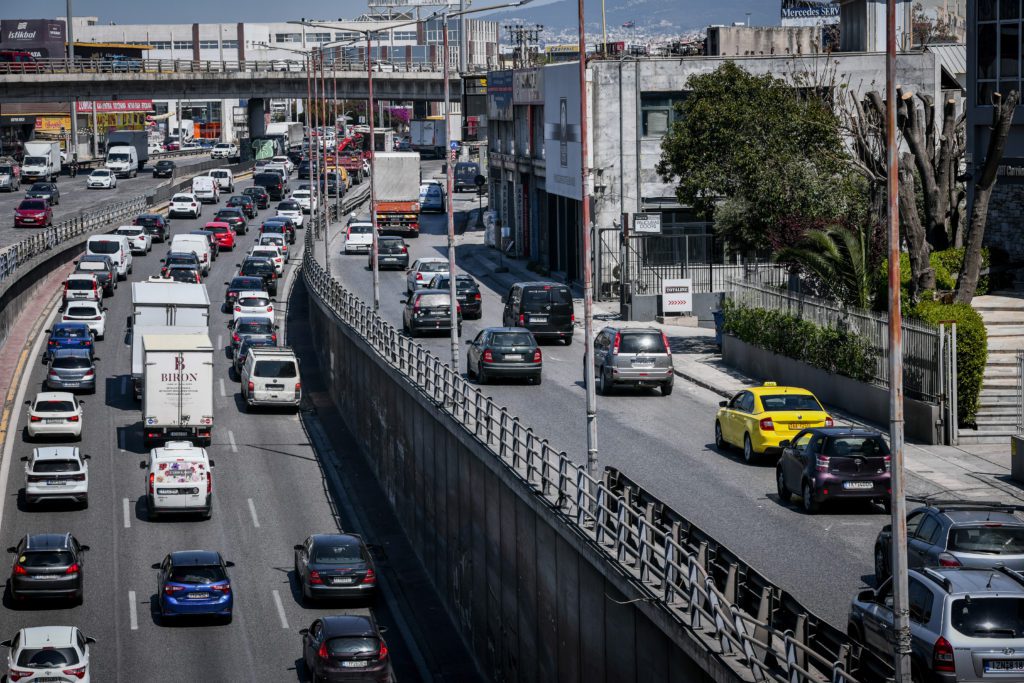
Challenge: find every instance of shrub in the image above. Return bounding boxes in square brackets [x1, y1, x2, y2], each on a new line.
[910, 300, 987, 426]
[722, 300, 877, 383]
[931, 247, 990, 296]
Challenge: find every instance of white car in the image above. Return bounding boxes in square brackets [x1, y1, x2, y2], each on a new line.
[343, 218, 375, 255]
[23, 446, 90, 506]
[63, 274, 102, 305]
[291, 189, 317, 214]
[86, 168, 116, 189]
[208, 168, 234, 193]
[169, 193, 201, 219]
[114, 225, 152, 255]
[25, 393, 84, 441]
[232, 290, 275, 325]
[61, 301, 106, 340]
[1, 626, 94, 681]
[249, 245, 284, 274]
[211, 142, 239, 159]
[271, 155, 294, 174]
[144, 441, 214, 519]
[406, 257, 449, 294]
[256, 234, 289, 261]
[275, 201, 304, 228]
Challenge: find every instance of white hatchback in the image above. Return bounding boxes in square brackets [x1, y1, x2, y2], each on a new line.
[275, 202, 304, 228]
[291, 189, 316, 214]
[63, 274, 102, 305]
[61, 301, 106, 340]
[25, 392, 84, 441]
[249, 245, 284, 274]
[344, 219, 375, 255]
[256, 234, 289, 261]
[1, 626, 94, 682]
[232, 291, 275, 325]
[271, 155, 294, 174]
[23, 446, 90, 507]
[86, 168, 116, 189]
[114, 225, 152, 255]
[170, 193, 201, 219]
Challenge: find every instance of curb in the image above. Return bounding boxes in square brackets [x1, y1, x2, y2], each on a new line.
[672, 367, 734, 399]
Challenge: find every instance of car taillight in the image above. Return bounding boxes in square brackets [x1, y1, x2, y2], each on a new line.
[163, 584, 178, 595]
[65, 562, 80, 574]
[932, 636, 955, 673]
[532, 349, 542, 363]
[235, 306, 241, 312]
[474, 292, 481, 301]
[67, 415, 79, 422]
[883, 455, 891, 472]
[70, 474, 85, 481]
[84, 340, 91, 346]
[210, 583, 230, 593]
[416, 272, 423, 280]
[149, 473, 155, 494]
[83, 370, 94, 378]
[662, 332, 671, 355]
[8, 668, 33, 681]
[571, 313, 576, 323]
[815, 454, 830, 472]
[233, 333, 240, 343]
[518, 314, 524, 325]
[824, 416, 834, 427]
[362, 569, 376, 585]
[271, 334, 278, 343]
[310, 570, 324, 585]
[378, 640, 389, 661]
[456, 304, 462, 313]
[48, 370, 58, 378]
[12, 564, 27, 575]
[248, 381, 254, 393]
[62, 666, 87, 680]
[318, 641, 330, 660]
[29, 415, 42, 422]
[612, 332, 621, 355]
[937, 552, 962, 567]
[207, 472, 212, 494]
[483, 349, 493, 362]
[401, 246, 408, 254]
[294, 382, 301, 398]
[267, 306, 273, 312]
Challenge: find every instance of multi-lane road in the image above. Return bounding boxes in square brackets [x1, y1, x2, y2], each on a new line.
[0, 170, 479, 682]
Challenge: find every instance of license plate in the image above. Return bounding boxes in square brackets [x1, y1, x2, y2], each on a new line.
[34, 677, 64, 682]
[45, 480, 67, 486]
[985, 660, 1024, 673]
[504, 354, 523, 361]
[157, 488, 187, 495]
[843, 481, 874, 490]
[530, 316, 547, 323]
[267, 384, 284, 390]
[341, 661, 369, 668]
[62, 382, 79, 387]
[45, 418, 64, 424]
[383, 257, 397, 262]
[331, 577, 356, 585]
[632, 360, 655, 367]
[187, 592, 210, 599]
[169, 431, 188, 437]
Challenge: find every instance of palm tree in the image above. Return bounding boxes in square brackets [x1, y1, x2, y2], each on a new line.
[776, 221, 876, 309]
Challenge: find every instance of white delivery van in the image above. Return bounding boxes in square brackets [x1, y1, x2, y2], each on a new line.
[141, 441, 214, 519]
[85, 235, 133, 280]
[191, 175, 220, 204]
[22, 141, 62, 182]
[105, 145, 139, 178]
[241, 347, 301, 411]
[208, 168, 234, 192]
[141, 333, 214, 447]
[169, 234, 212, 276]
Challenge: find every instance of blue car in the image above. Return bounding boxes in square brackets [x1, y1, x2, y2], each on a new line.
[44, 322, 94, 362]
[155, 550, 234, 623]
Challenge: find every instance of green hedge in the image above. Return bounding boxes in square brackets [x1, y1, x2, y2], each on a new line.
[910, 300, 987, 426]
[874, 248, 992, 309]
[722, 301, 878, 383]
[931, 247, 990, 296]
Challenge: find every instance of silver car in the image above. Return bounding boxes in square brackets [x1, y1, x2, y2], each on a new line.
[848, 566, 1024, 682]
[592, 327, 674, 396]
[45, 349, 97, 394]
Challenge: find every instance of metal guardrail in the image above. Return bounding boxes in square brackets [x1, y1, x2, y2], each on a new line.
[0, 58, 450, 76]
[300, 209, 891, 683]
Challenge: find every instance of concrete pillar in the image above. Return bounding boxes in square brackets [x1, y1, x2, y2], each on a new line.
[248, 98, 267, 138]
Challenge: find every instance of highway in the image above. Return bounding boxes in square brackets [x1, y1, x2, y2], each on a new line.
[325, 160, 883, 628]
[0, 154, 211, 249]
[0, 172, 479, 682]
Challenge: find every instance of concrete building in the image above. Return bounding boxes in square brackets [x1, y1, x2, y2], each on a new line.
[838, 0, 913, 51]
[705, 25, 822, 56]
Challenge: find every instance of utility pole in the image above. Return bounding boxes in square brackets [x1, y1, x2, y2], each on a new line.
[578, 0, 598, 482]
[885, 1, 911, 681]
[443, 12, 461, 368]
[368, 30, 381, 312]
[66, 0, 78, 163]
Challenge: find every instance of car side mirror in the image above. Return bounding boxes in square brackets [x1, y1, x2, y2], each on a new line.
[299, 628, 309, 636]
[7, 547, 18, 553]
[235, 263, 241, 268]
[779, 440, 790, 449]
[159, 258, 165, 263]
[44, 329, 50, 334]
[293, 544, 304, 551]
[126, 316, 132, 328]
[139, 461, 147, 469]
[224, 282, 230, 286]
[150, 562, 160, 569]
[93, 358, 100, 362]
[209, 460, 216, 467]
[82, 454, 91, 460]
[19, 456, 27, 462]
[85, 637, 96, 645]
[0, 640, 11, 648]
[857, 589, 876, 603]
[224, 560, 235, 568]
[718, 400, 727, 408]
[81, 545, 91, 552]
[24, 400, 30, 406]
[400, 299, 407, 304]
[882, 524, 892, 533]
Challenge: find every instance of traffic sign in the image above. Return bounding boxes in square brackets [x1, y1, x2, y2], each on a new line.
[449, 140, 460, 150]
[633, 212, 662, 234]
[662, 278, 693, 314]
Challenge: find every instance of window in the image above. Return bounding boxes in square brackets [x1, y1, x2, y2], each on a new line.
[393, 31, 417, 41]
[641, 92, 685, 137]
[221, 40, 238, 49]
[198, 40, 220, 50]
[915, 516, 941, 544]
[149, 41, 171, 50]
[335, 31, 358, 41]
[976, 1, 1022, 104]
[275, 33, 302, 43]
[907, 578, 934, 624]
[308, 32, 332, 43]
[905, 511, 925, 537]
[172, 41, 193, 50]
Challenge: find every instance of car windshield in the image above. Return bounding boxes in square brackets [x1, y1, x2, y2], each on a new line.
[492, 332, 535, 346]
[419, 262, 447, 273]
[759, 394, 824, 412]
[238, 296, 270, 308]
[236, 320, 273, 334]
[66, 306, 98, 317]
[948, 527, 1024, 555]
[30, 183, 51, 191]
[54, 327, 88, 339]
[168, 565, 227, 584]
[950, 597, 1024, 638]
[311, 541, 363, 564]
[109, 153, 129, 162]
[24, 156, 46, 165]
[254, 360, 296, 378]
[0, 165, 13, 174]
[17, 647, 78, 668]
[619, 333, 667, 354]
[52, 356, 91, 369]
[21, 551, 74, 567]
[18, 200, 46, 210]
[34, 400, 76, 412]
[326, 637, 379, 657]
[89, 241, 119, 254]
[32, 459, 80, 472]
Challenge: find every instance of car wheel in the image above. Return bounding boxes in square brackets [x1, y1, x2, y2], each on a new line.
[596, 366, 608, 395]
[775, 467, 791, 503]
[532, 373, 542, 386]
[714, 421, 727, 451]
[874, 544, 889, 583]
[801, 481, 819, 514]
[661, 382, 673, 397]
[477, 367, 488, 385]
[564, 335, 573, 346]
[742, 434, 759, 463]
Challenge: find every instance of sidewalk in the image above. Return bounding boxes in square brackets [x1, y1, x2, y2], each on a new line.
[458, 224, 1024, 506]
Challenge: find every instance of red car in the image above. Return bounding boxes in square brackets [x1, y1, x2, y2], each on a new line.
[14, 198, 52, 228]
[204, 221, 236, 250]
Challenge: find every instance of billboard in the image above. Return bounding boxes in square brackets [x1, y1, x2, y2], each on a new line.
[780, 1, 839, 20]
[543, 63, 582, 201]
[513, 68, 544, 104]
[0, 19, 66, 59]
[487, 70, 513, 121]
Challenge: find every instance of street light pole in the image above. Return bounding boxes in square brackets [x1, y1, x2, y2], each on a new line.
[367, 31, 381, 312]
[886, 1, 911, 681]
[443, 13, 461, 368]
[66, 0, 78, 163]
[578, 0, 598, 483]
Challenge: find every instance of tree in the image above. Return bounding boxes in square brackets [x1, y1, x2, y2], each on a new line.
[656, 62, 858, 253]
[775, 220, 878, 309]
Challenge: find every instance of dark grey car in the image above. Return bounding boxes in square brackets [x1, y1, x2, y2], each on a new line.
[7, 533, 89, 604]
[466, 327, 542, 384]
[874, 500, 1024, 583]
[293, 534, 377, 603]
[45, 349, 97, 394]
[370, 236, 409, 270]
[592, 327, 674, 396]
[74, 254, 117, 295]
[230, 316, 277, 354]
[402, 289, 462, 337]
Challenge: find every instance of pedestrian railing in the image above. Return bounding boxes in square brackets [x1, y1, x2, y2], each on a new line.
[0, 58, 450, 77]
[301, 212, 893, 683]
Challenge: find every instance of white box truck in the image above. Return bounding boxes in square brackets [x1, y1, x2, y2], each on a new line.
[142, 333, 215, 448]
[22, 141, 62, 182]
[129, 282, 210, 399]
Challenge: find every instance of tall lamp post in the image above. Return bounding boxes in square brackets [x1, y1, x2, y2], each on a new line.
[66, 0, 78, 163]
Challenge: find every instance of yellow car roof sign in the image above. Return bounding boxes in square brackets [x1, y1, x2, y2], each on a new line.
[763, 381, 777, 387]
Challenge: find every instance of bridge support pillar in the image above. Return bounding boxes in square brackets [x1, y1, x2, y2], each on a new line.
[248, 98, 267, 138]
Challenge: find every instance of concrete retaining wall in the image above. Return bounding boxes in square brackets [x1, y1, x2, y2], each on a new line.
[722, 335, 941, 444]
[306, 289, 721, 683]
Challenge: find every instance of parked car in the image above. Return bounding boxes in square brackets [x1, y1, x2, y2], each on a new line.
[114, 224, 153, 255]
[44, 323, 94, 362]
[86, 168, 117, 189]
[134, 213, 170, 242]
[224, 276, 267, 310]
[24, 394, 84, 442]
[428, 274, 481, 319]
[14, 198, 52, 228]
[214, 207, 248, 235]
[242, 186, 270, 209]
[74, 255, 117, 295]
[154, 550, 234, 622]
[7, 533, 89, 603]
[0, 626, 94, 680]
[776, 427, 891, 514]
[226, 194, 257, 219]
[592, 326, 673, 396]
[500, 282, 575, 345]
[60, 301, 106, 340]
[847, 565, 1024, 683]
[0, 161, 22, 191]
[293, 533, 377, 603]
[402, 289, 462, 338]
[406, 257, 448, 294]
[152, 159, 176, 178]
[22, 446, 90, 505]
[169, 193, 202, 219]
[466, 327, 541, 385]
[715, 382, 834, 463]
[45, 348, 98, 393]
[237, 257, 278, 296]
[873, 500, 1024, 583]
[300, 615, 390, 683]
[25, 182, 59, 205]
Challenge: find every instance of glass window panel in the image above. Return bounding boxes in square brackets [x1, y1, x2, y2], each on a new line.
[978, 24, 998, 79]
[1001, 23, 1020, 76]
[643, 110, 669, 136]
[1001, 0, 1020, 19]
[979, 0, 998, 20]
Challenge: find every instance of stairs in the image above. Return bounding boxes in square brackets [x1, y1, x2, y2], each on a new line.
[960, 295, 1024, 445]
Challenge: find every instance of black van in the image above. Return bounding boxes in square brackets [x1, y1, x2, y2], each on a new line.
[454, 162, 482, 193]
[501, 282, 575, 344]
[253, 172, 286, 200]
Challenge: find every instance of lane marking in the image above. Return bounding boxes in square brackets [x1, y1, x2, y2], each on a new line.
[128, 590, 138, 630]
[272, 589, 289, 629]
[219, 378, 226, 397]
[228, 430, 238, 453]
[247, 498, 260, 528]
[123, 498, 131, 528]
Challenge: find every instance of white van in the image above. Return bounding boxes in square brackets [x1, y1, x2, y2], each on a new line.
[85, 235, 133, 280]
[241, 347, 301, 411]
[191, 175, 220, 204]
[105, 145, 139, 178]
[169, 234, 212, 276]
[141, 441, 214, 519]
[208, 168, 234, 193]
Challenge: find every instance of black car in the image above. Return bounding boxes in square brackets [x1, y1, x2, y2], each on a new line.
[224, 275, 267, 310]
[226, 194, 257, 219]
[152, 159, 176, 178]
[242, 186, 270, 209]
[466, 327, 542, 384]
[428, 274, 482, 319]
[214, 207, 247, 235]
[325, 172, 345, 198]
[261, 217, 296, 244]
[402, 289, 462, 337]
[369, 236, 408, 270]
[189, 230, 221, 259]
[230, 316, 277, 353]
[297, 159, 312, 179]
[134, 213, 170, 242]
[166, 266, 201, 284]
[501, 282, 575, 345]
[7, 533, 89, 604]
[74, 254, 117, 294]
[294, 533, 377, 604]
[454, 161, 483, 193]
[161, 251, 201, 277]
[25, 182, 59, 205]
[232, 337, 276, 377]
[300, 615, 391, 683]
[237, 258, 278, 296]
[253, 172, 286, 200]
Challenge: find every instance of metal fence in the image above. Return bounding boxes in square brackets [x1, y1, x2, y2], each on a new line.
[726, 279, 942, 403]
[0, 57, 450, 76]
[301, 211, 890, 683]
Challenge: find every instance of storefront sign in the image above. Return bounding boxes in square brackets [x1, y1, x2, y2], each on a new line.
[0, 115, 33, 126]
[632, 213, 662, 234]
[0, 19, 65, 58]
[996, 158, 1024, 183]
[487, 70, 513, 121]
[34, 116, 70, 133]
[662, 278, 693, 314]
[513, 68, 544, 104]
[76, 100, 154, 114]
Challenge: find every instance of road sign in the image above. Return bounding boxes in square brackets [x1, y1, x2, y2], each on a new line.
[662, 278, 693, 314]
[450, 149, 457, 163]
[449, 140, 460, 150]
[633, 212, 662, 234]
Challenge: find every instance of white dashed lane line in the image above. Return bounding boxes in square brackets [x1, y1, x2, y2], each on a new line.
[247, 498, 260, 528]
[272, 590, 289, 629]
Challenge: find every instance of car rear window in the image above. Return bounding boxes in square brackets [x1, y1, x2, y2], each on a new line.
[17, 647, 79, 668]
[232, 278, 263, 289]
[88, 241, 119, 254]
[238, 296, 270, 308]
[76, 261, 106, 271]
[34, 400, 75, 412]
[326, 637, 380, 657]
[821, 436, 888, 457]
[948, 526, 1024, 555]
[417, 294, 450, 308]
[30, 183, 51, 191]
[618, 333, 666, 354]
[52, 357, 91, 369]
[172, 194, 193, 202]
[950, 597, 1024, 638]
[168, 270, 197, 282]
[66, 280, 94, 290]
[349, 224, 373, 234]
[254, 173, 281, 185]
[419, 261, 447, 273]
[168, 565, 227, 584]
[33, 459, 80, 472]
[21, 551, 74, 567]
[117, 228, 142, 236]
[312, 541, 363, 564]
[66, 306, 98, 317]
[254, 360, 296, 378]
[236, 320, 273, 334]
[492, 332, 535, 346]
[54, 327, 88, 338]
[522, 286, 572, 309]
[759, 394, 824, 412]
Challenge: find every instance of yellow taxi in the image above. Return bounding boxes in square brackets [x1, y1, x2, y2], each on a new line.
[714, 382, 833, 462]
